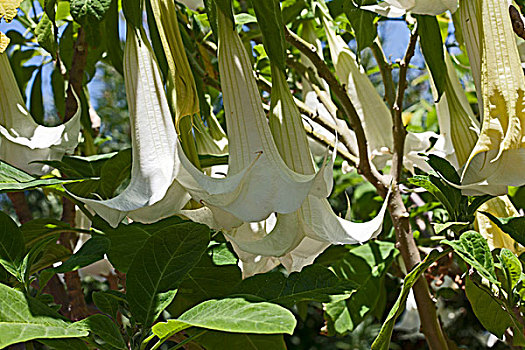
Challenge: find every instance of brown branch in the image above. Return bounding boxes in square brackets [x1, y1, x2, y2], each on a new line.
[60, 198, 89, 320]
[371, 40, 396, 109]
[391, 28, 418, 183]
[64, 29, 88, 121]
[7, 192, 33, 224]
[284, 26, 387, 196]
[387, 27, 450, 350]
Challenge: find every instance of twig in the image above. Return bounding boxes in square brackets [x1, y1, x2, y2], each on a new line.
[64, 29, 88, 121]
[284, 26, 388, 196]
[370, 40, 396, 108]
[391, 27, 418, 183]
[387, 27, 450, 350]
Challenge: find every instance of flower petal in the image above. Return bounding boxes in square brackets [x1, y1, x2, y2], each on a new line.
[0, 53, 81, 174]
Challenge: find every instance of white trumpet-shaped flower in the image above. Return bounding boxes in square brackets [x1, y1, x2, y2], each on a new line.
[0, 53, 81, 174]
[456, 0, 525, 196]
[384, 0, 458, 15]
[225, 65, 390, 276]
[321, 14, 435, 172]
[72, 15, 332, 228]
[362, 0, 457, 17]
[429, 51, 480, 168]
[474, 196, 525, 255]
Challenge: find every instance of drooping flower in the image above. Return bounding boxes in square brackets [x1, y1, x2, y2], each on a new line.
[72, 12, 333, 228]
[429, 51, 480, 168]
[456, 0, 525, 196]
[474, 196, 525, 255]
[320, 12, 435, 172]
[364, 0, 458, 17]
[225, 64, 390, 276]
[0, 53, 81, 174]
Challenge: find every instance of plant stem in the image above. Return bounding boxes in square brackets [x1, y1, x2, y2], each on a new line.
[371, 40, 396, 109]
[388, 27, 449, 350]
[286, 24, 449, 350]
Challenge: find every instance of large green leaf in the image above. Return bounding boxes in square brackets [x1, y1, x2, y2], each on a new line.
[73, 314, 126, 349]
[0, 283, 88, 347]
[70, 0, 111, 24]
[0, 161, 81, 193]
[35, 13, 57, 59]
[416, 15, 446, 100]
[0, 211, 24, 265]
[465, 277, 512, 339]
[344, 2, 377, 52]
[499, 249, 522, 292]
[408, 175, 455, 217]
[54, 235, 110, 273]
[152, 298, 296, 343]
[21, 219, 70, 248]
[481, 212, 525, 246]
[92, 291, 122, 321]
[371, 248, 450, 350]
[170, 254, 242, 317]
[192, 331, 286, 350]
[105, 216, 185, 273]
[233, 265, 357, 307]
[127, 222, 210, 326]
[251, 0, 286, 70]
[321, 241, 398, 334]
[442, 231, 498, 285]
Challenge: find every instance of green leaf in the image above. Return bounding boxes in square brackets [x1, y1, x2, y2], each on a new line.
[127, 221, 210, 326]
[105, 216, 185, 273]
[73, 314, 126, 349]
[153, 298, 296, 342]
[44, 0, 57, 22]
[408, 175, 455, 216]
[98, 148, 131, 199]
[21, 219, 70, 248]
[323, 241, 398, 334]
[465, 277, 512, 339]
[192, 331, 286, 350]
[30, 67, 44, 124]
[54, 236, 110, 273]
[426, 152, 461, 185]
[0, 211, 24, 266]
[103, 0, 123, 75]
[343, 2, 377, 52]
[233, 265, 357, 307]
[481, 212, 525, 246]
[371, 248, 450, 350]
[442, 231, 498, 284]
[499, 248, 522, 291]
[0, 283, 88, 347]
[0, 161, 81, 193]
[70, 0, 111, 24]
[432, 222, 469, 235]
[467, 195, 494, 217]
[92, 291, 120, 320]
[416, 15, 446, 100]
[251, 0, 287, 70]
[35, 13, 57, 59]
[170, 254, 241, 317]
[51, 67, 66, 118]
[38, 338, 90, 350]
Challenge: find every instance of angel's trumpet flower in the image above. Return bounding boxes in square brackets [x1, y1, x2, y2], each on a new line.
[149, 0, 199, 126]
[321, 13, 435, 172]
[383, 0, 458, 15]
[194, 113, 228, 157]
[474, 196, 525, 255]
[430, 51, 479, 168]
[226, 64, 389, 276]
[73, 14, 332, 228]
[0, 53, 81, 174]
[456, 0, 525, 196]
